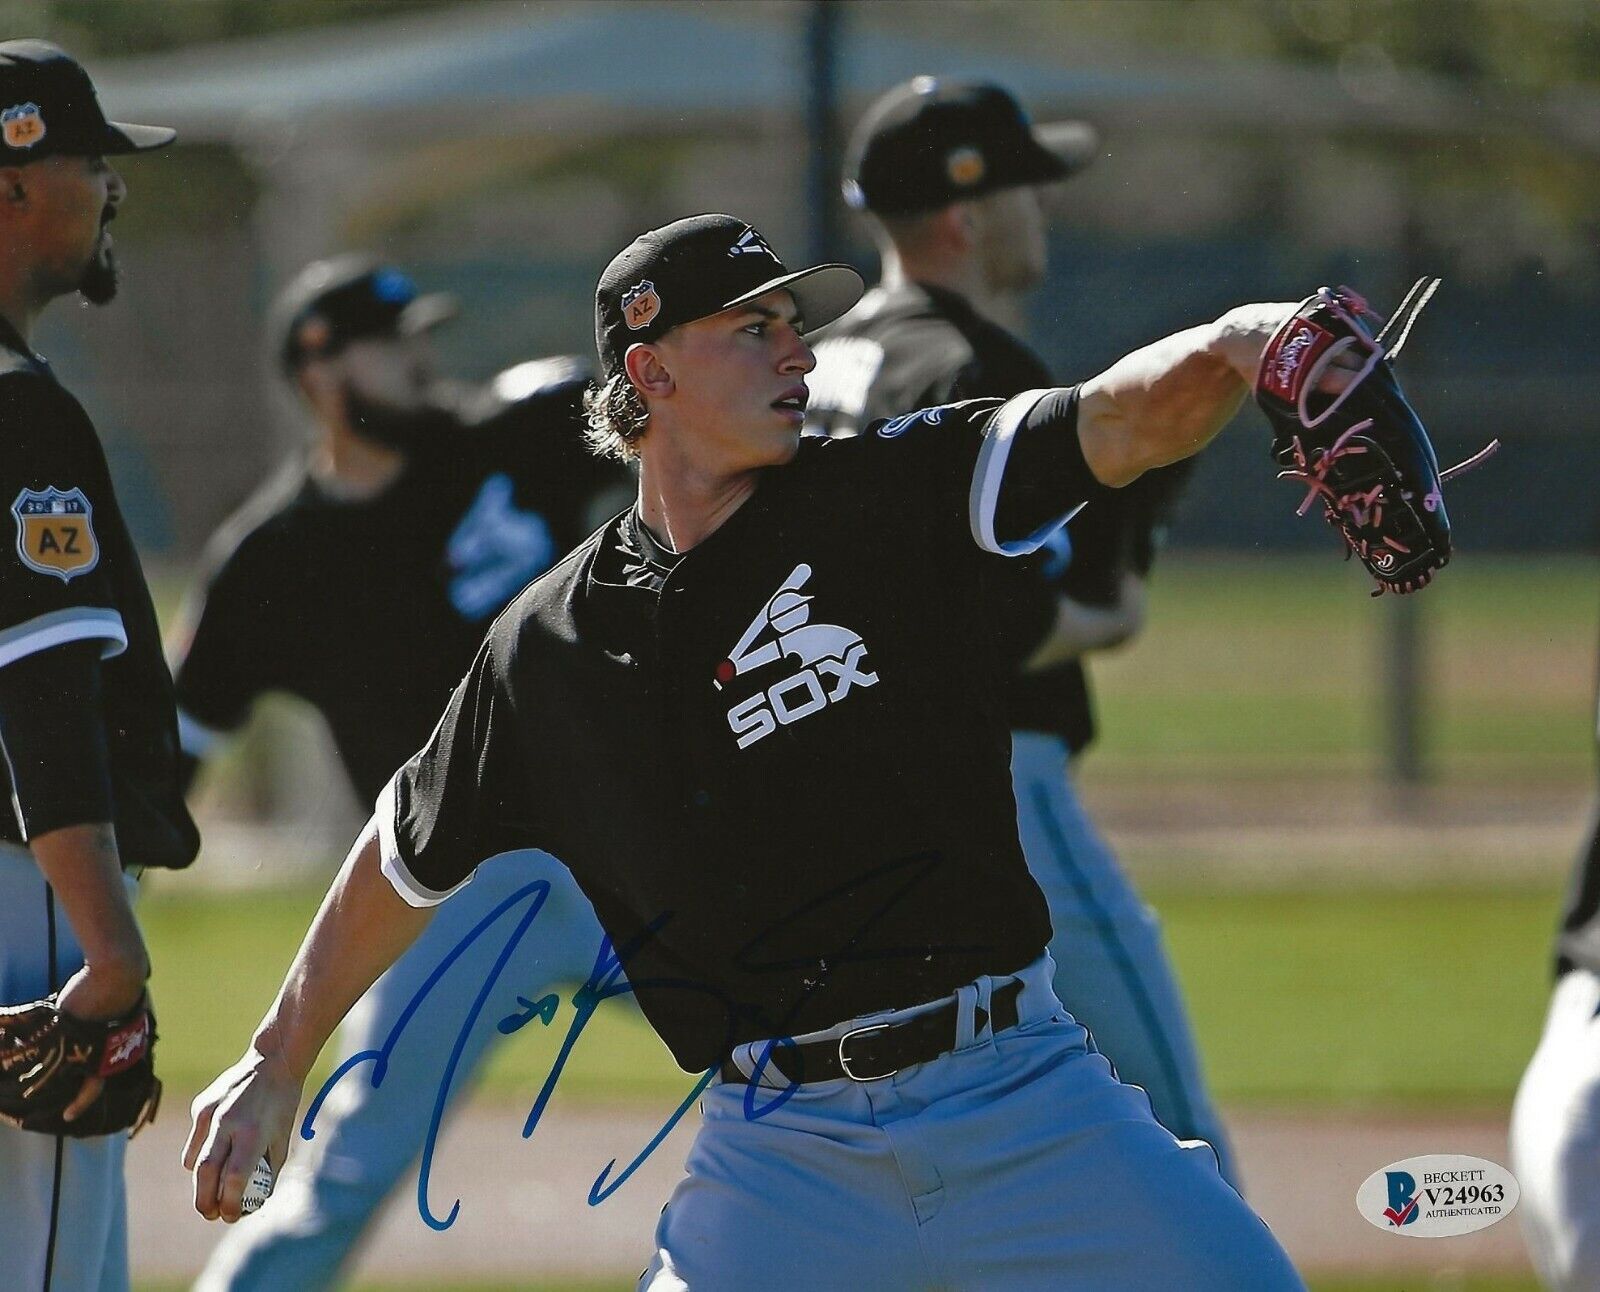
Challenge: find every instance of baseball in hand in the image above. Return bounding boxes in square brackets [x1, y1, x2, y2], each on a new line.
[241, 1154, 275, 1215]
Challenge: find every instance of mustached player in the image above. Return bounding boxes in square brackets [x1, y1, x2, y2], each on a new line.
[173, 257, 632, 1292]
[0, 41, 194, 1292]
[807, 77, 1233, 1182]
[186, 212, 1320, 1287]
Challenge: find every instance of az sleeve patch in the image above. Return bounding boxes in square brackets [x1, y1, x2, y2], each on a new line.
[11, 486, 99, 581]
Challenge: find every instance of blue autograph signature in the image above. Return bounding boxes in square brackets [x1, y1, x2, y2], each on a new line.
[300, 879, 801, 1230]
[302, 849, 954, 1229]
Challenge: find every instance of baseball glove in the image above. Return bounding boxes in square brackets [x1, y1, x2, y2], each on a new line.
[0, 993, 161, 1138]
[1255, 278, 1498, 595]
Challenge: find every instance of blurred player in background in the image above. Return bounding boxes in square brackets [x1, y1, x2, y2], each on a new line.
[1511, 618, 1600, 1290]
[0, 40, 193, 1292]
[171, 256, 632, 1292]
[806, 76, 1234, 1183]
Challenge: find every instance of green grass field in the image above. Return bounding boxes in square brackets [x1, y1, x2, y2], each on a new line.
[139, 879, 1562, 1111]
[1086, 554, 1595, 781]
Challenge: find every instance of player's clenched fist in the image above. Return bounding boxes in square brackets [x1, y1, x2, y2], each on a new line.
[184, 1045, 301, 1222]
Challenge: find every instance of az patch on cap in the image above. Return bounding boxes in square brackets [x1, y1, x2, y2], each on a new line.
[621, 279, 661, 331]
[12, 486, 98, 581]
[946, 146, 986, 187]
[1, 102, 46, 150]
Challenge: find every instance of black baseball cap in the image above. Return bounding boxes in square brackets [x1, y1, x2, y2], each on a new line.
[0, 40, 174, 161]
[271, 255, 458, 372]
[595, 214, 863, 378]
[844, 77, 1097, 216]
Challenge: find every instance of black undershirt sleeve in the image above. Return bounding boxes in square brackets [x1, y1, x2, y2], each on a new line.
[991, 387, 1107, 547]
[0, 640, 113, 839]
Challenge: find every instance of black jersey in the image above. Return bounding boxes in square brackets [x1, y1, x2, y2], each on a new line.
[1554, 616, 1600, 979]
[170, 368, 632, 805]
[806, 281, 1190, 752]
[0, 321, 198, 870]
[379, 390, 1096, 1072]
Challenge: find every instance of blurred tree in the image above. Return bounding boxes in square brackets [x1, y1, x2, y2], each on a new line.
[843, 0, 1599, 287]
[0, 0, 1591, 93]
[925, 0, 1600, 90]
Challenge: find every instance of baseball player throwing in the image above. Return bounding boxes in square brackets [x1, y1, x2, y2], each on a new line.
[808, 76, 1234, 1183]
[0, 41, 192, 1292]
[187, 213, 1327, 1288]
[171, 256, 632, 1291]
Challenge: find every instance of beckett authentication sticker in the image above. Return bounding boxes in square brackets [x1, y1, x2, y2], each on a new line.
[12, 486, 99, 581]
[1357, 1154, 1518, 1237]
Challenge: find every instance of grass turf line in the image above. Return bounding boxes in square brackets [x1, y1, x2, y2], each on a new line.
[1087, 554, 1595, 781]
[139, 881, 1561, 1110]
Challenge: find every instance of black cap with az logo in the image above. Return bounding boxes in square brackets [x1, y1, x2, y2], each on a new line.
[594, 213, 862, 378]
[844, 77, 1096, 216]
[0, 40, 174, 160]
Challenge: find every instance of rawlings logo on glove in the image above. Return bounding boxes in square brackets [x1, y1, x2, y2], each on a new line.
[1255, 279, 1498, 595]
[0, 993, 161, 1138]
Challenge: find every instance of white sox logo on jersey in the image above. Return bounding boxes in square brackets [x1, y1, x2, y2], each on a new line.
[445, 474, 556, 621]
[804, 336, 885, 429]
[876, 406, 946, 439]
[715, 563, 878, 750]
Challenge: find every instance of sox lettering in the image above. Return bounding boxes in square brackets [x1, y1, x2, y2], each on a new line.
[718, 563, 879, 749]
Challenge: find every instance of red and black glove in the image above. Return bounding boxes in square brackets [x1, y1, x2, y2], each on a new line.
[1255, 278, 1497, 595]
[0, 992, 161, 1137]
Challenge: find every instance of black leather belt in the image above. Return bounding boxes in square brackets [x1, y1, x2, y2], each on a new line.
[721, 979, 1024, 1086]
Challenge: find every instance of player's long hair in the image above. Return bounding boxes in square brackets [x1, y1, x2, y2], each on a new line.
[581, 374, 649, 462]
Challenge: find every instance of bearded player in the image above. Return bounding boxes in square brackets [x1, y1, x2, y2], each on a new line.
[0, 40, 190, 1292]
[172, 256, 632, 1291]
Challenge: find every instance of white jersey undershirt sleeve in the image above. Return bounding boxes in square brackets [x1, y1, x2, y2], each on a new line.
[969, 388, 1091, 556]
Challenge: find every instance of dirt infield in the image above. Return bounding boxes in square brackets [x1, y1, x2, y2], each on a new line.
[1084, 774, 1590, 889]
[133, 1099, 1533, 1284]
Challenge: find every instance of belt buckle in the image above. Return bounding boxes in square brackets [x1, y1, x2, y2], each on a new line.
[837, 1023, 896, 1082]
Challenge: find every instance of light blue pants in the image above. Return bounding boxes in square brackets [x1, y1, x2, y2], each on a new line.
[1011, 731, 1238, 1187]
[1511, 967, 1600, 1291]
[195, 849, 610, 1292]
[0, 842, 135, 1292]
[643, 954, 1300, 1290]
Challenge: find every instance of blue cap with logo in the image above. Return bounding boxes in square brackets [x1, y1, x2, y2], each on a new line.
[271, 254, 459, 372]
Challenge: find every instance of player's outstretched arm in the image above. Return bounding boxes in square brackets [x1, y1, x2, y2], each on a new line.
[184, 819, 432, 1222]
[1076, 303, 1301, 487]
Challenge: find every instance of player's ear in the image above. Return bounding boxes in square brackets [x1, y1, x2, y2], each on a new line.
[294, 355, 338, 409]
[624, 342, 674, 403]
[0, 166, 27, 211]
[937, 202, 977, 253]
